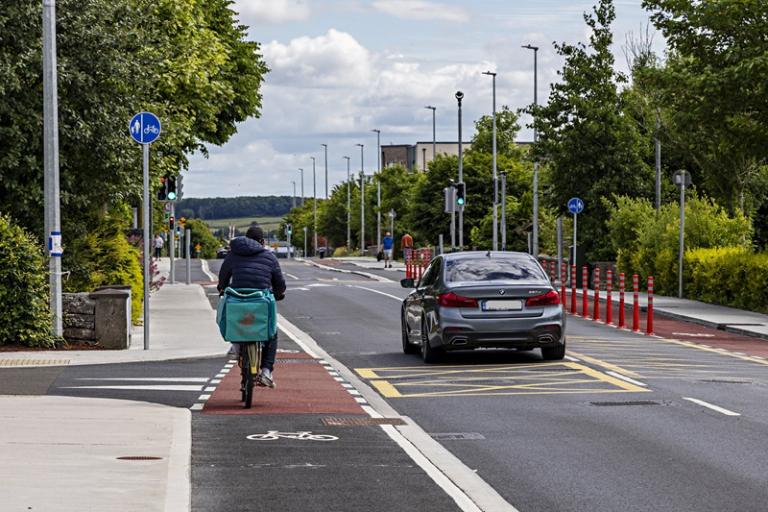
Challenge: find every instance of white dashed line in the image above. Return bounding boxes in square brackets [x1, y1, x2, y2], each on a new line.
[683, 397, 741, 416]
[190, 403, 204, 411]
[198, 394, 211, 401]
[204, 386, 217, 392]
[606, 371, 648, 387]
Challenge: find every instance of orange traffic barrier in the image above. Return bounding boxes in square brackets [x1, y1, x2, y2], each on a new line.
[570, 264, 577, 314]
[632, 274, 640, 332]
[606, 269, 613, 325]
[592, 267, 601, 321]
[581, 266, 589, 317]
[646, 276, 654, 335]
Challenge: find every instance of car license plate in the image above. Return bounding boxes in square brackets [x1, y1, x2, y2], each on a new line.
[483, 300, 523, 311]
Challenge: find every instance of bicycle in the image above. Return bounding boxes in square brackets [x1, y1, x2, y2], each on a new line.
[238, 342, 263, 409]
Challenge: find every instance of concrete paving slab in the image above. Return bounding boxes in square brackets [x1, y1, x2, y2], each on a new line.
[0, 395, 190, 512]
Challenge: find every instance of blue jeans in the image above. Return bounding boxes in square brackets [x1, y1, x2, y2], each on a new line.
[230, 335, 278, 371]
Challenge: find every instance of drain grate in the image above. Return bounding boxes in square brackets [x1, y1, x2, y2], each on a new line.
[700, 379, 752, 384]
[117, 456, 163, 461]
[430, 432, 486, 441]
[321, 416, 405, 426]
[590, 400, 660, 407]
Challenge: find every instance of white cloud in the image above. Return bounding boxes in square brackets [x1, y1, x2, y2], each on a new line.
[233, 0, 310, 24]
[372, 0, 469, 23]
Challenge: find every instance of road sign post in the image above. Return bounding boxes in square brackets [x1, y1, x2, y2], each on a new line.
[129, 112, 161, 350]
[185, 228, 191, 285]
[673, 170, 692, 298]
[567, 197, 584, 280]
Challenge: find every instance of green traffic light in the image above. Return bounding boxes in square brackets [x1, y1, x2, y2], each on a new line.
[457, 198, 465, 205]
[167, 191, 177, 200]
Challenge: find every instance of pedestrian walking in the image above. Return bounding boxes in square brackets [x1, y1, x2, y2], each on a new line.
[401, 232, 414, 262]
[382, 231, 394, 268]
[153, 233, 164, 259]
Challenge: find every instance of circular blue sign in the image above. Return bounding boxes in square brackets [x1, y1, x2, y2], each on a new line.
[129, 112, 162, 144]
[567, 197, 584, 215]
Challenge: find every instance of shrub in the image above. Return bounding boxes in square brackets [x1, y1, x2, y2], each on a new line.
[332, 246, 349, 257]
[0, 214, 55, 347]
[185, 218, 221, 259]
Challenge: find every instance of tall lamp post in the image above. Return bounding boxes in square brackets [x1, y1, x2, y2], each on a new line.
[523, 44, 539, 256]
[425, 106, 436, 166]
[43, 0, 63, 336]
[356, 144, 365, 253]
[291, 181, 296, 209]
[482, 70, 498, 252]
[298, 168, 304, 206]
[343, 156, 351, 251]
[456, 91, 464, 250]
[321, 143, 328, 199]
[372, 129, 381, 250]
[311, 156, 317, 256]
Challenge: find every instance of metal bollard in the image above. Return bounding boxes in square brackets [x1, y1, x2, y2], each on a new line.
[592, 267, 601, 321]
[570, 264, 577, 314]
[582, 265, 589, 317]
[618, 273, 626, 328]
[646, 276, 654, 335]
[632, 274, 640, 332]
[606, 269, 613, 325]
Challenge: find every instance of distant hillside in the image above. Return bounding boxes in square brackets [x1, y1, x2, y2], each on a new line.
[176, 196, 293, 220]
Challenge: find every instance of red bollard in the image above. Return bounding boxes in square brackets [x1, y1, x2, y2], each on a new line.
[632, 274, 640, 332]
[646, 276, 654, 335]
[560, 264, 567, 306]
[570, 264, 577, 314]
[592, 267, 601, 321]
[606, 269, 613, 325]
[582, 266, 589, 317]
[549, 261, 556, 283]
[618, 273, 626, 328]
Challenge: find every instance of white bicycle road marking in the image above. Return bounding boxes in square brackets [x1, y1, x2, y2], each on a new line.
[246, 431, 339, 441]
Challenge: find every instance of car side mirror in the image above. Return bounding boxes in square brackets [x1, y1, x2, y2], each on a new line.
[400, 278, 415, 288]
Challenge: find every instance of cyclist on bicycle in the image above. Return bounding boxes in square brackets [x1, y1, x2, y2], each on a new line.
[217, 225, 286, 388]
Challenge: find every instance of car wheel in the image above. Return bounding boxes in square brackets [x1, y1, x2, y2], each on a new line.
[420, 318, 442, 364]
[541, 341, 566, 361]
[402, 313, 419, 355]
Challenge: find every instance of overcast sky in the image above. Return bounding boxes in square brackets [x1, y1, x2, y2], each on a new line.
[184, 0, 665, 198]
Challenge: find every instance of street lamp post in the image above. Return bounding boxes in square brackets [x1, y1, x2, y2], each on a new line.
[674, 170, 691, 298]
[298, 168, 304, 206]
[523, 44, 539, 257]
[372, 129, 381, 250]
[43, 0, 63, 336]
[456, 91, 464, 250]
[425, 106, 436, 167]
[343, 156, 351, 251]
[356, 144, 365, 253]
[311, 157, 317, 256]
[321, 143, 328, 200]
[482, 70, 498, 251]
[500, 172, 507, 250]
[291, 181, 296, 209]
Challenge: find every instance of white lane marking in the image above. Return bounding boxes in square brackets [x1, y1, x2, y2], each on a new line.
[307, 283, 333, 288]
[59, 385, 203, 391]
[204, 386, 217, 392]
[75, 377, 209, 383]
[286, 273, 299, 280]
[300, 258, 393, 283]
[220, 369, 231, 374]
[347, 389, 362, 396]
[278, 313, 519, 512]
[606, 371, 648, 387]
[333, 377, 344, 382]
[341, 383, 353, 389]
[683, 397, 741, 416]
[215, 374, 225, 379]
[354, 397, 368, 404]
[564, 355, 580, 362]
[198, 394, 212, 401]
[201, 259, 217, 281]
[210, 379, 222, 384]
[190, 403, 204, 411]
[348, 285, 403, 302]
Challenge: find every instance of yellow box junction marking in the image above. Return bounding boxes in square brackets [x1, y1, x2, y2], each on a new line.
[0, 359, 70, 367]
[355, 362, 648, 398]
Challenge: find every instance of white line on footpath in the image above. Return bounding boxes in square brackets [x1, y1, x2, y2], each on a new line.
[277, 314, 519, 512]
[348, 285, 403, 302]
[201, 259, 217, 281]
[286, 273, 299, 280]
[683, 397, 741, 416]
[606, 371, 648, 387]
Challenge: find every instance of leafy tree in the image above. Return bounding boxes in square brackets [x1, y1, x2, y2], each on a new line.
[530, 0, 653, 260]
[185, 218, 221, 259]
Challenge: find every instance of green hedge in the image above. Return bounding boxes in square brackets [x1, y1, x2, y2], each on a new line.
[0, 214, 55, 347]
[684, 247, 768, 313]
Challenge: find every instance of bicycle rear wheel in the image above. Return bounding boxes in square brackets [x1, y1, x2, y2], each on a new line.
[242, 346, 253, 409]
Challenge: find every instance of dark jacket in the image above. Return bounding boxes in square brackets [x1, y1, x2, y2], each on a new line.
[217, 237, 287, 297]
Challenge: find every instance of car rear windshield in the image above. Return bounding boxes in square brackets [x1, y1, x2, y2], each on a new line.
[445, 257, 546, 282]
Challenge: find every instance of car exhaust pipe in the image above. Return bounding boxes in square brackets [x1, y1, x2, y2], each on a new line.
[538, 334, 555, 343]
[451, 337, 469, 346]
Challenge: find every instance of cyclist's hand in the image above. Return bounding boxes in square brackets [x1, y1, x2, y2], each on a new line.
[275, 292, 285, 301]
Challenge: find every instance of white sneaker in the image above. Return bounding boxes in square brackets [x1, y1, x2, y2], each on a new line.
[257, 368, 276, 388]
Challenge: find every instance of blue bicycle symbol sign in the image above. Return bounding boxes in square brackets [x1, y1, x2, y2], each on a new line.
[129, 112, 161, 144]
[567, 197, 584, 215]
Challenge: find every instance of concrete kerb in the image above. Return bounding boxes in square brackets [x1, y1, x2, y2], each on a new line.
[296, 257, 393, 283]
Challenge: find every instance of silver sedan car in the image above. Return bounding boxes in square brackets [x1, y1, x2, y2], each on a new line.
[400, 251, 565, 363]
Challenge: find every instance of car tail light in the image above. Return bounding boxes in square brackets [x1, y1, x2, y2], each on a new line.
[438, 292, 479, 308]
[526, 290, 561, 307]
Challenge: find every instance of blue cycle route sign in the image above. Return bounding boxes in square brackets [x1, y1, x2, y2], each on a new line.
[129, 112, 162, 144]
[567, 197, 584, 215]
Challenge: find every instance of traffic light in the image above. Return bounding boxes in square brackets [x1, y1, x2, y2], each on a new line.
[169, 215, 175, 230]
[166, 176, 177, 201]
[285, 223, 293, 236]
[157, 176, 168, 200]
[456, 182, 466, 207]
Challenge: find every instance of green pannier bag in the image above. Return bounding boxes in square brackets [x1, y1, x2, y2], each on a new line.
[216, 288, 277, 343]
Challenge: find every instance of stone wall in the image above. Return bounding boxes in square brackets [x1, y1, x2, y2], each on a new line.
[62, 289, 131, 349]
[63, 293, 96, 343]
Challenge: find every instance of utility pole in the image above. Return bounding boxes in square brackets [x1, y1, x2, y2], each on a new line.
[311, 157, 317, 256]
[500, 172, 507, 251]
[372, 129, 381, 250]
[357, 144, 365, 253]
[523, 44, 539, 256]
[482, 70, 498, 251]
[425, 106, 436, 167]
[321, 144, 328, 200]
[298, 168, 304, 206]
[344, 156, 351, 251]
[43, 0, 63, 336]
[456, 91, 465, 250]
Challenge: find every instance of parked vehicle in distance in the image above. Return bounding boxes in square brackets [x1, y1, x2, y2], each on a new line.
[400, 251, 565, 363]
[216, 247, 229, 259]
[272, 241, 294, 259]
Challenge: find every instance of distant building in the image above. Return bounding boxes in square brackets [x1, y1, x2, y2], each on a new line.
[415, 141, 470, 171]
[381, 140, 532, 172]
[381, 144, 416, 170]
